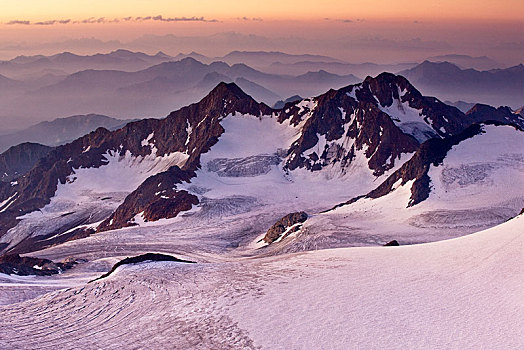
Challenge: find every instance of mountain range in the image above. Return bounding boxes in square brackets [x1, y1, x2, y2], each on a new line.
[1, 50, 521, 131]
[400, 61, 524, 108]
[0, 54, 360, 129]
[0, 73, 522, 256]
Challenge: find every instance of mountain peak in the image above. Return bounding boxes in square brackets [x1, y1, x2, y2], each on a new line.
[208, 81, 250, 100]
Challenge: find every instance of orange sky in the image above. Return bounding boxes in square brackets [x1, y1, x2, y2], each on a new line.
[0, 1, 522, 65]
[1, 0, 524, 22]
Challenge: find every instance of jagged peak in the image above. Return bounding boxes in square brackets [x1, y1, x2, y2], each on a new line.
[206, 81, 251, 100]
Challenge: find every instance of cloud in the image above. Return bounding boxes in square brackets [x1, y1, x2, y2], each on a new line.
[34, 19, 72, 25]
[6, 20, 30, 25]
[236, 17, 263, 21]
[323, 18, 355, 23]
[4, 15, 217, 26]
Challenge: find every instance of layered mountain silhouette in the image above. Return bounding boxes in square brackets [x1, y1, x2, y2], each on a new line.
[399, 61, 524, 108]
[1, 55, 360, 128]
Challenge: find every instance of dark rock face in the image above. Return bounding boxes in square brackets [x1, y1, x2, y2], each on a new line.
[466, 104, 524, 130]
[0, 254, 82, 276]
[263, 212, 308, 244]
[366, 124, 484, 207]
[277, 73, 473, 177]
[0, 142, 52, 182]
[384, 240, 400, 246]
[91, 252, 195, 282]
[97, 167, 198, 232]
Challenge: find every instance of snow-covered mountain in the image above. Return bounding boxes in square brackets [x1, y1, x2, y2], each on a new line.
[1, 73, 522, 257]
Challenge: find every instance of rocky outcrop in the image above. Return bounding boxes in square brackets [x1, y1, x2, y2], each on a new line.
[263, 212, 308, 244]
[0, 142, 52, 182]
[466, 104, 524, 130]
[91, 253, 195, 282]
[364, 124, 483, 206]
[0, 254, 83, 276]
[97, 167, 198, 232]
[384, 240, 400, 246]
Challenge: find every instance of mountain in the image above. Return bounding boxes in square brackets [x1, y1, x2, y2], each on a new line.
[0, 114, 131, 153]
[0, 74, 25, 98]
[273, 95, 303, 109]
[0, 49, 174, 79]
[4, 57, 360, 125]
[399, 61, 524, 108]
[1, 74, 522, 256]
[444, 100, 476, 113]
[265, 61, 416, 78]
[0, 143, 53, 182]
[219, 50, 343, 67]
[426, 54, 501, 70]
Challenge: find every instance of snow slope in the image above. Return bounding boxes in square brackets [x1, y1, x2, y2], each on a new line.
[0, 144, 189, 251]
[0, 212, 522, 349]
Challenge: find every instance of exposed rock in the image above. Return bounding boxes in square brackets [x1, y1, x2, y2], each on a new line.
[0, 142, 52, 182]
[466, 104, 524, 130]
[278, 73, 471, 177]
[384, 240, 400, 246]
[97, 167, 199, 232]
[0, 254, 84, 276]
[263, 212, 308, 244]
[91, 253, 195, 282]
[365, 124, 484, 206]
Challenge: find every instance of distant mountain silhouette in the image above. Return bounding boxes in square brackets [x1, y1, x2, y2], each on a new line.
[0, 114, 131, 152]
[399, 61, 524, 108]
[425, 54, 501, 70]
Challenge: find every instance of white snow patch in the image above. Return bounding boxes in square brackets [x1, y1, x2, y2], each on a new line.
[185, 120, 192, 146]
[378, 92, 436, 142]
[141, 132, 154, 147]
[0, 192, 18, 213]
